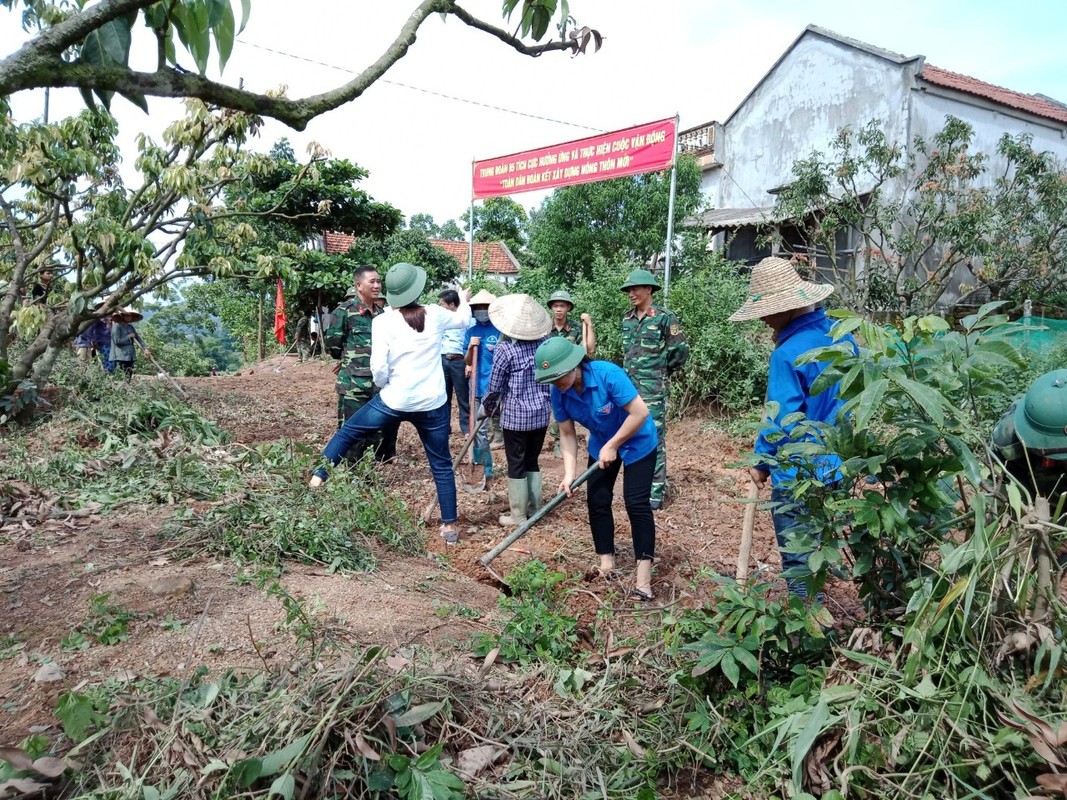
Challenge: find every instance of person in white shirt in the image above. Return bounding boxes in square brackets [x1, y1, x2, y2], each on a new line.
[310, 262, 471, 544]
[438, 288, 474, 437]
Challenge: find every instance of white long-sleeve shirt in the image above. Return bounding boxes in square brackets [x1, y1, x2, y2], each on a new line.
[371, 300, 471, 411]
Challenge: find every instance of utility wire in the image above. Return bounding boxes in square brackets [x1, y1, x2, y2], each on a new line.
[235, 39, 605, 133]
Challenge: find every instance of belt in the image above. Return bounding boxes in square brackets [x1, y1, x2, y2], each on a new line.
[443, 354, 464, 360]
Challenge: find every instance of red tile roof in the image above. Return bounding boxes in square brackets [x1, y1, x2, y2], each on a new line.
[321, 232, 519, 275]
[429, 239, 520, 275]
[323, 231, 356, 254]
[921, 64, 1067, 126]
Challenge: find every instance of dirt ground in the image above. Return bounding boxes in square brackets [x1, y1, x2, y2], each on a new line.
[0, 354, 858, 746]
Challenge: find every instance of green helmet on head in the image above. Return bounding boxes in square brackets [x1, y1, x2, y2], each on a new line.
[620, 268, 661, 292]
[534, 338, 585, 383]
[547, 289, 575, 309]
[1014, 369, 1067, 458]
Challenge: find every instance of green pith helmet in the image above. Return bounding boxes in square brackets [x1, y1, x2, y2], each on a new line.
[547, 289, 575, 309]
[1014, 369, 1067, 458]
[534, 338, 585, 383]
[344, 285, 358, 298]
[619, 268, 661, 292]
[384, 262, 426, 308]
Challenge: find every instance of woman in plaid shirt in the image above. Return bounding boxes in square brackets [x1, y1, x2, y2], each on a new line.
[482, 294, 553, 528]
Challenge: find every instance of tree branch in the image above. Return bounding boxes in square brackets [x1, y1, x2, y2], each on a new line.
[445, 2, 578, 56]
[0, 0, 581, 131]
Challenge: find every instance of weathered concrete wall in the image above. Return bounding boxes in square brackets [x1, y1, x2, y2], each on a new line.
[910, 89, 1067, 188]
[717, 34, 916, 209]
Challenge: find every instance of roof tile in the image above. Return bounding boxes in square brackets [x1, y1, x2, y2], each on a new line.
[429, 239, 520, 274]
[921, 64, 1067, 126]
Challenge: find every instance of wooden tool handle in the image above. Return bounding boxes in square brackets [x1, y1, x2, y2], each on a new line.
[736, 480, 759, 582]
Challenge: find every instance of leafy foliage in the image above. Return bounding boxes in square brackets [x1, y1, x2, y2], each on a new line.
[476, 560, 578, 664]
[461, 196, 529, 258]
[0, 0, 591, 128]
[527, 156, 702, 284]
[772, 117, 1067, 314]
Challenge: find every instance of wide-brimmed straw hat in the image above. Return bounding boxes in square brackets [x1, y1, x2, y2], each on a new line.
[385, 262, 427, 308]
[112, 307, 143, 322]
[534, 338, 586, 383]
[489, 293, 551, 341]
[728, 257, 834, 322]
[469, 289, 497, 307]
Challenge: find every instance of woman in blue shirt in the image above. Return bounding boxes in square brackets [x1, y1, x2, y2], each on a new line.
[534, 338, 659, 601]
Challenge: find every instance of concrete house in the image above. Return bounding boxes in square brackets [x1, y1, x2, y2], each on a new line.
[684, 25, 1067, 303]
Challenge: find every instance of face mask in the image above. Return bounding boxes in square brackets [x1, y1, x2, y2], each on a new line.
[473, 310, 490, 323]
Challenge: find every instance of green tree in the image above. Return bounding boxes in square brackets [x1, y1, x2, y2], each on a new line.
[438, 219, 465, 241]
[346, 228, 461, 291]
[184, 138, 402, 355]
[0, 101, 290, 388]
[527, 155, 702, 283]
[141, 290, 243, 373]
[771, 117, 1067, 315]
[0, 0, 600, 130]
[462, 196, 529, 256]
[408, 213, 440, 236]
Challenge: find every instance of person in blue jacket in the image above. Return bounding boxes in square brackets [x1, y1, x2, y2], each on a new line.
[534, 337, 659, 601]
[464, 289, 500, 479]
[729, 256, 854, 599]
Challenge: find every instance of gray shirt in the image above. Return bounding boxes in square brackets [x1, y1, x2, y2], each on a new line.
[110, 322, 142, 362]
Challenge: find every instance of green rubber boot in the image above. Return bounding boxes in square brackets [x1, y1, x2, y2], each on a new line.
[526, 471, 543, 516]
[499, 478, 529, 527]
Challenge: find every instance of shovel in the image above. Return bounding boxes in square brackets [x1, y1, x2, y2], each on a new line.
[480, 463, 600, 581]
[736, 479, 760, 582]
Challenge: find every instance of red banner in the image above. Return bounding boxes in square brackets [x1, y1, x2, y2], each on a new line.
[472, 117, 676, 199]
[274, 278, 287, 345]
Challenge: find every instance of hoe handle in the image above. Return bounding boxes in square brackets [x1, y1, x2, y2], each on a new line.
[480, 463, 600, 567]
[736, 480, 759, 582]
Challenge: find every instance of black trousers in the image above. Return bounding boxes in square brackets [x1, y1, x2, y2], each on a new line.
[586, 449, 656, 560]
[502, 427, 547, 479]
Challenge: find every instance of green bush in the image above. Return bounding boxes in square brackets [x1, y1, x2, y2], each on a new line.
[667, 261, 770, 413]
[475, 560, 578, 665]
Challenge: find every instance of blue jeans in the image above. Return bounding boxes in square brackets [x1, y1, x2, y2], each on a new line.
[314, 395, 457, 524]
[770, 487, 817, 599]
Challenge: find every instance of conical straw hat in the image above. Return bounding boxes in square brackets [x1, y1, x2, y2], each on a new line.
[112, 307, 144, 322]
[489, 293, 551, 341]
[469, 289, 497, 306]
[728, 257, 834, 322]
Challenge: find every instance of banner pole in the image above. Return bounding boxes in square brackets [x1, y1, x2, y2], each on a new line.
[663, 114, 680, 297]
[468, 197, 475, 284]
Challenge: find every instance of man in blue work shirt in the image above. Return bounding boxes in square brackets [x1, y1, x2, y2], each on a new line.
[464, 289, 500, 478]
[729, 256, 854, 599]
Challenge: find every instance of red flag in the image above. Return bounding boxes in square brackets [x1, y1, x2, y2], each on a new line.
[274, 278, 287, 344]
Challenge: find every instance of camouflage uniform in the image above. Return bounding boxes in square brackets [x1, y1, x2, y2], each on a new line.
[622, 305, 689, 505]
[325, 298, 396, 461]
[547, 321, 583, 445]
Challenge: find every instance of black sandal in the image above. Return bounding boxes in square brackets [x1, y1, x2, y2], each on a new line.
[630, 588, 654, 602]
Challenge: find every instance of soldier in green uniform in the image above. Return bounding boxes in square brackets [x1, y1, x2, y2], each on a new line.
[325, 265, 398, 462]
[546, 290, 596, 455]
[620, 268, 689, 509]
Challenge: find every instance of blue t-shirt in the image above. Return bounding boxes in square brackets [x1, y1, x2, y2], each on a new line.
[551, 360, 658, 464]
[755, 308, 855, 487]
[464, 321, 500, 397]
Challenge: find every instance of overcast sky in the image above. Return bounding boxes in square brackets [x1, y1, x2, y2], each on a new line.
[4, 0, 1067, 226]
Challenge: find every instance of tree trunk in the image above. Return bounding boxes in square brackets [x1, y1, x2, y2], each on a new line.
[257, 292, 265, 362]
